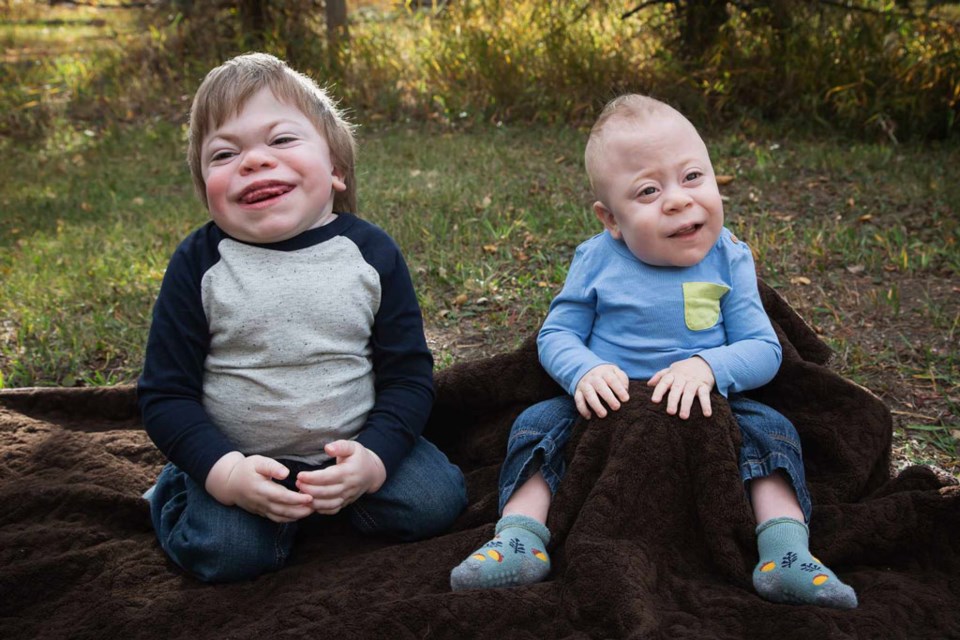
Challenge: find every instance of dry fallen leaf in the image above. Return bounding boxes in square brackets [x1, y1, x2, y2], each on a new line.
[715, 175, 735, 186]
[482, 244, 498, 253]
[453, 293, 468, 306]
[790, 276, 812, 285]
[846, 264, 866, 275]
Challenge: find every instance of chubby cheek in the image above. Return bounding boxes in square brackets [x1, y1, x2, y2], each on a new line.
[705, 191, 725, 224]
[203, 171, 231, 217]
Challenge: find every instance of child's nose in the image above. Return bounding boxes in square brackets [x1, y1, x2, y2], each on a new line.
[240, 147, 277, 173]
[661, 187, 693, 214]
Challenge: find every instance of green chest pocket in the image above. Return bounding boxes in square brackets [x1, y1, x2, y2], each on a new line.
[682, 282, 731, 331]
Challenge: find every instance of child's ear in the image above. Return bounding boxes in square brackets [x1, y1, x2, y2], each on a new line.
[593, 201, 621, 240]
[331, 166, 347, 192]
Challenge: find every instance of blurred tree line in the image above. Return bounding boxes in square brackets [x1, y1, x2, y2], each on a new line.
[15, 0, 960, 139]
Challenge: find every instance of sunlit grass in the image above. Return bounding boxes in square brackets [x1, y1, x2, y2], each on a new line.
[1, 120, 958, 391]
[0, 0, 956, 468]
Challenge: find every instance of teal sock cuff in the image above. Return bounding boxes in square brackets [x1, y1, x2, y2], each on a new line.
[496, 514, 551, 546]
[756, 516, 809, 538]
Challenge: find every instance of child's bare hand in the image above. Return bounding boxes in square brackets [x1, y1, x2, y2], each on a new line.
[647, 356, 715, 419]
[207, 452, 314, 523]
[574, 364, 630, 419]
[296, 441, 387, 515]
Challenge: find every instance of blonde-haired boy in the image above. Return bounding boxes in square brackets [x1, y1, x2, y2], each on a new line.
[140, 53, 466, 582]
[451, 95, 857, 609]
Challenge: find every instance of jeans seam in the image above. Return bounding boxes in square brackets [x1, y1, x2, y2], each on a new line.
[351, 502, 378, 533]
[769, 434, 801, 450]
[741, 451, 791, 470]
[275, 523, 289, 568]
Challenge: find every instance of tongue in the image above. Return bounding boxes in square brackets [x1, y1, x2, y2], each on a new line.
[242, 185, 292, 204]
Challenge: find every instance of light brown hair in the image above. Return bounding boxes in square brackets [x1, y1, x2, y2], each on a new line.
[188, 53, 357, 213]
[584, 94, 683, 196]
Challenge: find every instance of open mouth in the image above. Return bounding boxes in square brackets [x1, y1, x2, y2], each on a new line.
[238, 181, 294, 205]
[669, 223, 703, 238]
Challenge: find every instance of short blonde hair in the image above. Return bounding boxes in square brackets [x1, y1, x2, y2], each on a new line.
[584, 94, 685, 196]
[188, 53, 358, 213]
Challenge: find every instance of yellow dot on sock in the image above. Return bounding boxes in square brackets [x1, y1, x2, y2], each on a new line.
[813, 574, 829, 586]
[487, 550, 503, 562]
[532, 549, 548, 562]
[760, 561, 776, 572]
[472, 554, 486, 562]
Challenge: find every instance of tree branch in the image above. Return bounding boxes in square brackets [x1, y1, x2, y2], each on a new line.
[621, 0, 674, 21]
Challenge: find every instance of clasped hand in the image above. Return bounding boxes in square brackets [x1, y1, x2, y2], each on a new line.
[206, 441, 386, 523]
[295, 440, 386, 515]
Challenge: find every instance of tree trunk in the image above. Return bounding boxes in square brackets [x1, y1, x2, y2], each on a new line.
[239, 0, 270, 49]
[679, 0, 728, 61]
[326, 0, 349, 46]
[325, 0, 349, 72]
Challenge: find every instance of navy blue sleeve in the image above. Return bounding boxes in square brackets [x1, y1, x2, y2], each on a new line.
[348, 221, 434, 477]
[137, 225, 237, 485]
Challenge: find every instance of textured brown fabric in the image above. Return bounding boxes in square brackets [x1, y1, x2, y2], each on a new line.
[2, 282, 958, 639]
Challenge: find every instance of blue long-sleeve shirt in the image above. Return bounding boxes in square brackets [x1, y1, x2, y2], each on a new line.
[538, 228, 781, 398]
[138, 213, 434, 486]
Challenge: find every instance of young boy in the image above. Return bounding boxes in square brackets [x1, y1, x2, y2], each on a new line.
[139, 53, 467, 583]
[450, 95, 857, 609]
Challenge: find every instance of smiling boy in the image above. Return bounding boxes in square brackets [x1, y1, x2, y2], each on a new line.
[450, 95, 857, 609]
[139, 53, 467, 583]
[201, 86, 345, 243]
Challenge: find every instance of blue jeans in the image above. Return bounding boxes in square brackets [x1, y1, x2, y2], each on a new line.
[498, 394, 812, 522]
[148, 437, 467, 583]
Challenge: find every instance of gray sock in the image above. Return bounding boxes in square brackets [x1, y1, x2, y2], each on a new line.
[753, 517, 857, 609]
[450, 514, 551, 590]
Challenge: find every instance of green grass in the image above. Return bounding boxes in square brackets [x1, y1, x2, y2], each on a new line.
[0, 4, 142, 136]
[1, 120, 958, 390]
[0, 2, 957, 469]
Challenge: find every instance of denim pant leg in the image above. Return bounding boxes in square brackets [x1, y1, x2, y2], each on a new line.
[498, 395, 579, 514]
[730, 394, 813, 523]
[148, 463, 297, 583]
[347, 436, 468, 542]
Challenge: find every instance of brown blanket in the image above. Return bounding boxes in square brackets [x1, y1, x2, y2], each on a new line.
[2, 283, 958, 639]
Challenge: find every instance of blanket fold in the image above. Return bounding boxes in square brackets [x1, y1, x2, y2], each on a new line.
[2, 281, 958, 639]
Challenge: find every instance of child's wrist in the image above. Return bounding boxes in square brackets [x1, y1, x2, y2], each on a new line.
[365, 449, 387, 493]
[205, 451, 245, 504]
